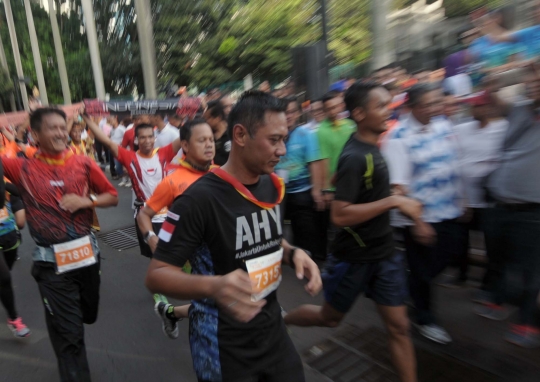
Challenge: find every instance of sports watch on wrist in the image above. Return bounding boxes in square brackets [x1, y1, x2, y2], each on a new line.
[144, 231, 157, 244]
[89, 194, 98, 206]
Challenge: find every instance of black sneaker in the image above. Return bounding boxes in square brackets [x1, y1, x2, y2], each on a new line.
[154, 302, 179, 339]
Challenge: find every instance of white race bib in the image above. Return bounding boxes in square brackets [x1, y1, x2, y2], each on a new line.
[53, 236, 96, 274]
[245, 248, 283, 301]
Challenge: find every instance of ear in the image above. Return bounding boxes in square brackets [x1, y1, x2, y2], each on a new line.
[350, 107, 366, 124]
[232, 124, 248, 148]
[180, 139, 189, 153]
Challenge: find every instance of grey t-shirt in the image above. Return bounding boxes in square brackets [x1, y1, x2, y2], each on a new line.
[487, 102, 540, 203]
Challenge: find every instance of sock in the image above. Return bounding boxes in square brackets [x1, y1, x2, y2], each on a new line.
[165, 305, 177, 320]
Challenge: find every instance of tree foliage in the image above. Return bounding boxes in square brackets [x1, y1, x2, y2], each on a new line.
[0, 0, 515, 107]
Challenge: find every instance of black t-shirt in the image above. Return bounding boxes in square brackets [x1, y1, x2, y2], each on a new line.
[331, 136, 394, 263]
[154, 173, 290, 381]
[214, 131, 231, 166]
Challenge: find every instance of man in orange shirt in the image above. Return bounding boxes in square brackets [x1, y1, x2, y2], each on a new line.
[137, 118, 214, 338]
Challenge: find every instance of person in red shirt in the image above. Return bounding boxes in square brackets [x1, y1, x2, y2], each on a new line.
[82, 111, 182, 258]
[136, 119, 215, 339]
[1, 108, 118, 381]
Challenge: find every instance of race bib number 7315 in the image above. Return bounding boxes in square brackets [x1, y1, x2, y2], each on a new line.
[245, 248, 283, 302]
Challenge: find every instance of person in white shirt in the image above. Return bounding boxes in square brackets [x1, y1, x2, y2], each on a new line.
[382, 83, 465, 345]
[152, 114, 180, 148]
[446, 93, 507, 291]
[108, 116, 128, 184]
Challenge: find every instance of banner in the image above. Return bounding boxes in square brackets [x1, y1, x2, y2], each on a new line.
[83, 97, 202, 119]
[0, 103, 83, 128]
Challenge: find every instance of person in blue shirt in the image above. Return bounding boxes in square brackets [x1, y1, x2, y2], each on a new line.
[479, 4, 540, 60]
[275, 98, 326, 260]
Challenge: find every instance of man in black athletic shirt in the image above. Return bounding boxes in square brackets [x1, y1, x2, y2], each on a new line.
[146, 91, 322, 382]
[204, 100, 230, 166]
[284, 82, 435, 382]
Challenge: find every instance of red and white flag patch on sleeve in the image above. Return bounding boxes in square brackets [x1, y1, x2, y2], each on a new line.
[158, 220, 176, 242]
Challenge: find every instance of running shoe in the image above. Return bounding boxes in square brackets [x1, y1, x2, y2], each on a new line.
[505, 324, 540, 348]
[154, 301, 179, 340]
[7, 317, 30, 338]
[415, 324, 452, 344]
[474, 303, 509, 321]
[124, 180, 132, 188]
[118, 178, 127, 187]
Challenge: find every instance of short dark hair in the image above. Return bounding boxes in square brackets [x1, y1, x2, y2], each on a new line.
[227, 90, 288, 138]
[406, 83, 438, 107]
[344, 81, 382, 114]
[206, 100, 226, 120]
[181, 118, 208, 142]
[121, 117, 133, 127]
[30, 108, 66, 132]
[322, 91, 341, 105]
[134, 123, 154, 138]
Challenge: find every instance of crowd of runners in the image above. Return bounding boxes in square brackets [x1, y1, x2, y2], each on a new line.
[1, 3, 540, 382]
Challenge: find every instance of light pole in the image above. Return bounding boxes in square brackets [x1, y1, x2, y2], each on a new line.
[24, 0, 48, 105]
[134, 0, 158, 99]
[3, 0, 29, 111]
[0, 31, 17, 111]
[81, 0, 106, 100]
[47, 0, 71, 104]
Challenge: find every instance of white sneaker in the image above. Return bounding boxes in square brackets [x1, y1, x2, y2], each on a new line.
[415, 324, 452, 344]
[124, 180, 132, 188]
[118, 178, 127, 187]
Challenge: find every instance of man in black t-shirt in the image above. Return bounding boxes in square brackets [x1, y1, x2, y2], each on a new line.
[147, 91, 322, 382]
[284, 82, 435, 382]
[204, 100, 230, 166]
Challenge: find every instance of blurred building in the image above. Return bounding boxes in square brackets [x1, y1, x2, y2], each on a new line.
[384, 0, 536, 72]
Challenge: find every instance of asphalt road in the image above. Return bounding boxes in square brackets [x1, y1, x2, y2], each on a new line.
[1, 177, 539, 382]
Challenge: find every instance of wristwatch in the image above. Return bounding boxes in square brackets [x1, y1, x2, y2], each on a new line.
[89, 194, 98, 206]
[144, 231, 157, 244]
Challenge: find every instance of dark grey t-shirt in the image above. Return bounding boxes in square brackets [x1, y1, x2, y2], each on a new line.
[488, 102, 540, 203]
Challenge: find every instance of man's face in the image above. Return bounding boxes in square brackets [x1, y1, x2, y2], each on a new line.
[203, 110, 220, 131]
[70, 126, 83, 143]
[32, 113, 69, 154]
[259, 81, 271, 93]
[240, 111, 287, 175]
[412, 90, 440, 125]
[168, 116, 182, 128]
[285, 102, 300, 129]
[360, 87, 392, 135]
[323, 97, 344, 122]
[134, 115, 151, 125]
[311, 101, 325, 123]
[221, 97, 234, 118]
[136, 127, 156, 154]
[472, 104, 490, 121]
[183, 123, 215, 165]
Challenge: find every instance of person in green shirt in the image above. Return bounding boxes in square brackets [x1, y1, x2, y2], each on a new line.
[317, 91, 356, 192]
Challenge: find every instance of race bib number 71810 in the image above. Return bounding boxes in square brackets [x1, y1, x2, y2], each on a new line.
[245, 248, 283, 302]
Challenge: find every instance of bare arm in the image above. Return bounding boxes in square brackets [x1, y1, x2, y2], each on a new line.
[14, 210, 25, 230]
[309, 160, 325, 211]
[146, 259, 265, 323]
[136, 206, 158, 252]
[0, 127, 14, 142]
[331, 195, 423, 228]
[81, 114, 119, 157]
